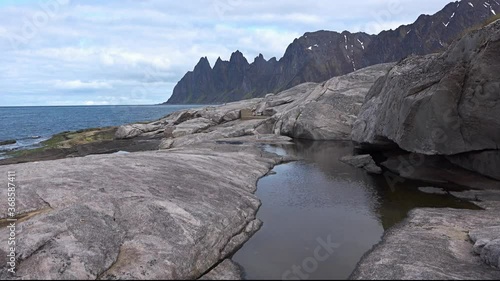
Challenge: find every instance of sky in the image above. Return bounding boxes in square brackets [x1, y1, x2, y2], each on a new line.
[0, 0, 454, 106]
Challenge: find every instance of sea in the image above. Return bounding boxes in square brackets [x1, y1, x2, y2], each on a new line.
[0, 105, 202, 158]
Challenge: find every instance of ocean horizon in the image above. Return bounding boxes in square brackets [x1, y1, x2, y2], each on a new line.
[0, 104, 203, 155]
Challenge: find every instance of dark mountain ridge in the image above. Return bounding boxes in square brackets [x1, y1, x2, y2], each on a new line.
[166, 0, 500, 104]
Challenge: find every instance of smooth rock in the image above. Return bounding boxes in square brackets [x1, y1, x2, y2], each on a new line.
[352, 21, 500, 156]
[169, 119, 267, 149]
[115, 124, 161, 139]
[271, 63, 393, 140]
[470, 226, 500, 243]
[172, 118, 215, 138]
[0, 143, 284, 279]
[351, 198, 500, 280]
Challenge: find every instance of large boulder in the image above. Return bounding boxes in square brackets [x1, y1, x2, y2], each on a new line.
[271, 63, 393, 140]
[275, 103, 355, 140]
[352, 20, 500, 156]
[470, 226, 500, 269]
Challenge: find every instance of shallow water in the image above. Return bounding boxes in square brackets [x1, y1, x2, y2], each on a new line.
[232, 141, 479, 280]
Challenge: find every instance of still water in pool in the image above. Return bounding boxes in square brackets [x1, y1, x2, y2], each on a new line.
[232, 141, 479, 280]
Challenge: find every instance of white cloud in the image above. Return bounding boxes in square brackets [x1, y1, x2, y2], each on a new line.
[54, 80, 112, 90]
[84, 100, 111, 106]
[0, 0, 454, 106]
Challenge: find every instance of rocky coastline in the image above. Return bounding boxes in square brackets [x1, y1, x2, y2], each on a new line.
[1, 20, 500, 280]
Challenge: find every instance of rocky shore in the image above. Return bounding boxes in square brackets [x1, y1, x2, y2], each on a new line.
[1, 20, 499, 280]
[0, 137, 295, 279]
[350, 190, 500, 280]
[349, 20, 500, 280]
[0, 62, 391, 279]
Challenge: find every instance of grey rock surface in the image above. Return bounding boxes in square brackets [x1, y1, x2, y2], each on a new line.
[271, 63, 393, 140]
[350, 194, 500, 280]
[198, 260, 243, 280]
[340, 155, 382, 174]
[352, 20, 500, 159]
[470, 226, 500, 269]
[0, 142, 288, 279]
[381, 153, 500, 190]
[481, 239, 500, 269]
[470, 226, 500, 243]
[447, 150, 500, 181]
[418, 187, 448, 195]
[115, 63, 393, 146]
[172, 118, 215, 138]
[115, 123, 162, 139]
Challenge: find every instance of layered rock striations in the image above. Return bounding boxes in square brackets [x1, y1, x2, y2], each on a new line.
[352, 19, 500, 179]
[0, 142, 291, 279]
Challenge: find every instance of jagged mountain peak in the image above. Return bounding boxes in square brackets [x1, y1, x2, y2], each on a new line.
[253, 53, 266, 64]
[229, 50, 248, 64]
[194, 56, 211, 71]
[166, 0, 500, 104]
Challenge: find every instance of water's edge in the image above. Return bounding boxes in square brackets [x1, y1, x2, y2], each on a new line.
[233, 141, 479, 280]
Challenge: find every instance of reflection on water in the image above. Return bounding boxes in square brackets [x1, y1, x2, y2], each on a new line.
[232, 140, 479, 280]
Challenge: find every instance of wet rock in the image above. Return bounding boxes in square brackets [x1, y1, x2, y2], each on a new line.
[451, 190, 500, 203]
[340, 155, 382, 174]
[381, 153, 500, 190]
[447, 151, 500, 181]
[418, 187, 448, 195]
[351, 196, 500, 280]
[0, 139, 16, 146]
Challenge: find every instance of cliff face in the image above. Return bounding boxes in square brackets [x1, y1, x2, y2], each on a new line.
[352, 18, 500, 179]
[166, 0, 500, 104]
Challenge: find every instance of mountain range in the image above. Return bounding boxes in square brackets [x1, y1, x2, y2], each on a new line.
[165, 0, 500, 104]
